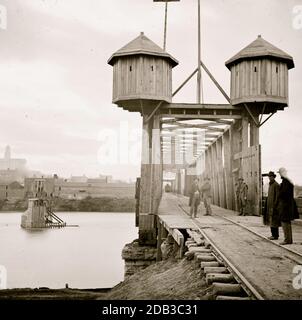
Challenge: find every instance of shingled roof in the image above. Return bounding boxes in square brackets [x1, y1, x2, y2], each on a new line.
[225, 35, 294, 70]
[108, 32, 178, 67]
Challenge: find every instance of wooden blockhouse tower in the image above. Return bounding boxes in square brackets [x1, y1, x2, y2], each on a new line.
[226, 35, 295, 114]
[108, 32, 178, 114]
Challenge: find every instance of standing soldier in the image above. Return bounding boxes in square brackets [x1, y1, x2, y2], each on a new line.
[277, 167, 299, 245]
[263, 171, 280, 240]
[236, 177, 248, 216]
[201, 177, 212, 216]
[189, 178, 200, 218]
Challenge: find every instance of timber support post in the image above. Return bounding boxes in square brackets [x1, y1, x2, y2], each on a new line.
[139, 113, 163, 245]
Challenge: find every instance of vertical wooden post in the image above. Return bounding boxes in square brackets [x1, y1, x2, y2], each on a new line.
[139, 113, 162, 245]
[241, 115, 249, 181]
[249, 115, 261, 216]
[208, 146, 214, 201]
[156, 217, 163, 261]
[140, 116, 152, 214]
[151, 114, 162, 213]
[210, 143, 219, 206]
[231, 120, 241, 212]
[249, 116, 259, 146]
[216, 137, 226, 208]
[171, 135, 176, 166]
[223, 129, 233, 210]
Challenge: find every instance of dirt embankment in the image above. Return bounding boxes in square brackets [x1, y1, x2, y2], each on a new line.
[104, 258, 210, 300]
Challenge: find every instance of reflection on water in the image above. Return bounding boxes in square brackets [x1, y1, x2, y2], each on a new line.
[0, 212, 137, 289]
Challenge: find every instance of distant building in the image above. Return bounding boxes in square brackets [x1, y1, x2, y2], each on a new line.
[23, 175, 135, 200]
[0, 181, 24, 201]
[0, 146, 27, 184]
[0, 146, 26, 171]
[69, 175, 112, 184]
[55, 180, 134, 199]
[70, 175, 88, 183]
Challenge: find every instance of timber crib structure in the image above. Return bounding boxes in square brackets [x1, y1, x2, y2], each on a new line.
[108, 2, 295, 247]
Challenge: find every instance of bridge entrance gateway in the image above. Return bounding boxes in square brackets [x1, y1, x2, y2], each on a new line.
[108, 1, 297, 299]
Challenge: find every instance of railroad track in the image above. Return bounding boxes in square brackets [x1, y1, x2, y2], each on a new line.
[178, 202, 302, 300]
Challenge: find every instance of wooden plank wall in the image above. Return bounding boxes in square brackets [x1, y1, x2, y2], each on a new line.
[188, 115, 261, 215]
[230, 59, 288, 102]
[113, 56, 172, 102]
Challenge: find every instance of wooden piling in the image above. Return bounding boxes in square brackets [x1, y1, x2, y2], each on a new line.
[212, 283, 243, 296]
[206, 273, 235, 285]
[216, 295, 251, 301]
[204, 267, 228, 274]
[200, 261, 220, 269]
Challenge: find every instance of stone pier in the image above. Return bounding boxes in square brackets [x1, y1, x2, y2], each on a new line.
[122, 240, 157, 278]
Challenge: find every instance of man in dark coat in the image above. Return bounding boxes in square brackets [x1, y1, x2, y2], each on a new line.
[189, 178, 200, 218]
[201, 177, 212, 216]
[263, 171, 280, 240]
[235, 177, 248, 216]
[277, 167, 299, 245]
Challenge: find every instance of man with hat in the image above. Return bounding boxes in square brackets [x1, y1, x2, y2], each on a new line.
[200, 177, 212, 216]
[263, 171, 280, 240]
[236, 177, 248, 216]
[189, 178, 201, 218]
[277, 167, 299, 245]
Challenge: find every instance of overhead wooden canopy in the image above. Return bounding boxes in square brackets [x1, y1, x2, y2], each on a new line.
[158, 104, 237, 166]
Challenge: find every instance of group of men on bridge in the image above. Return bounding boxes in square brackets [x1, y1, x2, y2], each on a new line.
[188, 176, 248, 218]
[189, 167, 299, 245]
[189, 177, 212, 218]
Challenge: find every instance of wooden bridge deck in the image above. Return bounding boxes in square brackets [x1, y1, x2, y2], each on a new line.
[158, 192, 302, 254]
[158, 192, 302, 299]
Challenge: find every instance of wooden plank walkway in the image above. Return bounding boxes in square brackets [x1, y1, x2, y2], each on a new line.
[158, 193, 197, 230]
[158, 192, 302, 299]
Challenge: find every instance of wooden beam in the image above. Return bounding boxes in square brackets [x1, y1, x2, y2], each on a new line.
[161, 123, 226, 132]
[173, 68, 198, 97]
[243, 103, 259, 127]
[161, 119, 231, 127]
[160, 114, 242, 120]
[144, 101, 164, 124]
[200, 60, 231, 103]
[162, 103, 234, 110]
[259, 111, 277, 127]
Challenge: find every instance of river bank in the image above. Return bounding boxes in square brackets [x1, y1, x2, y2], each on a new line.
[0, 256, 212, 300]
[0, 197, 135, 212]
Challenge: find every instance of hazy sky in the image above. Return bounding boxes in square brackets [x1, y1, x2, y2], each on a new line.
[0, 0, 301, 183]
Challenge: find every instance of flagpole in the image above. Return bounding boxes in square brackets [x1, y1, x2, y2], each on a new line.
[197, 0, 201, 104]
[163, 1, 168, 50]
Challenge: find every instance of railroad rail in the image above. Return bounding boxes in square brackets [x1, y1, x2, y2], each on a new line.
[178, 202, 302, 300]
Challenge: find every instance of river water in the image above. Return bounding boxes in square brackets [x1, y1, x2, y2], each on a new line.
[0, 212, 137, 289]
